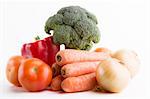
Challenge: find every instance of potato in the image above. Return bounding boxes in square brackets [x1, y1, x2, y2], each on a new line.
[113, 49, 140, 78]
[96, 58, 131, 93]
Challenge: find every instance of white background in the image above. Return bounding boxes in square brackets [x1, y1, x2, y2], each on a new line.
[0, 0, 150, 99]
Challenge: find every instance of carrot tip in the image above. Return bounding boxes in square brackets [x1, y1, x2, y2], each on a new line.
[57, 55, 62, 62]
[61, 69, 65, 76]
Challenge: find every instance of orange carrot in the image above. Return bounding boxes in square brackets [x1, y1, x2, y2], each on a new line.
[61, 61, 100, 78]
[61, 73, 96, 92]
[52, 63, 61, 77]
[95, 47, 112, 56]
[56, 49, 110, 65]
[50, 75, 64, 91]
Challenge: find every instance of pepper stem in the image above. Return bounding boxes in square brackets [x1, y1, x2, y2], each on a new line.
[35, 36, 40, 41]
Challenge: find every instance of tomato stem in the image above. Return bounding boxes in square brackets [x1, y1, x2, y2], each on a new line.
[33, 67, 38, 72]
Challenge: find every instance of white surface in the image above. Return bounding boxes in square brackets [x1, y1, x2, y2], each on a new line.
[0, 0, 150, 99]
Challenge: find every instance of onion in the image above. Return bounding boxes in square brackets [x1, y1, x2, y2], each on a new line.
[112, 49, 140, 78]
[96, 58, 131, 93]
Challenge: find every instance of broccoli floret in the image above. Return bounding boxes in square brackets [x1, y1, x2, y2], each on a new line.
[45, 6, 100, 50]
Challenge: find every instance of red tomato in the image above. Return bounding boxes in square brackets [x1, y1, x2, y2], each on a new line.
[6, 56, 25, 87]
[18, 58, 52, 92]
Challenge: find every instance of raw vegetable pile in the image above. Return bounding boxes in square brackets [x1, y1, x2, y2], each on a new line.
[6, 6, 140, 93]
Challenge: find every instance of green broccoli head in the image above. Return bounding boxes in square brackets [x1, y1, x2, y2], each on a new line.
[45, 6, 100, 50]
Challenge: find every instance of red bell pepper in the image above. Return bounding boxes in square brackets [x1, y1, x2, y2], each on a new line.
[21, 36, 60, 66]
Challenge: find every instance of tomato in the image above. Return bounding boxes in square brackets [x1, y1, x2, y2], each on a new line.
[18, 58, 52, 92]
[6, 56, 25, 87]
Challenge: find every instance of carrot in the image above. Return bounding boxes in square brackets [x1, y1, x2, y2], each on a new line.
[61, 61, 100, 78]
[95, 47, 112, 56]
[61, 73, 96, 92]
[52, 63, 61, 77]
[50, 75, 64, 91]
[56, 49, 110, 65]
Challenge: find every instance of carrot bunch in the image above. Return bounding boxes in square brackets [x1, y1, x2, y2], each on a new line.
[49, 49, 110, 92]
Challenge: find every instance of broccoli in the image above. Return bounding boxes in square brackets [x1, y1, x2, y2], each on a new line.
[45, 6, 100, 50]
